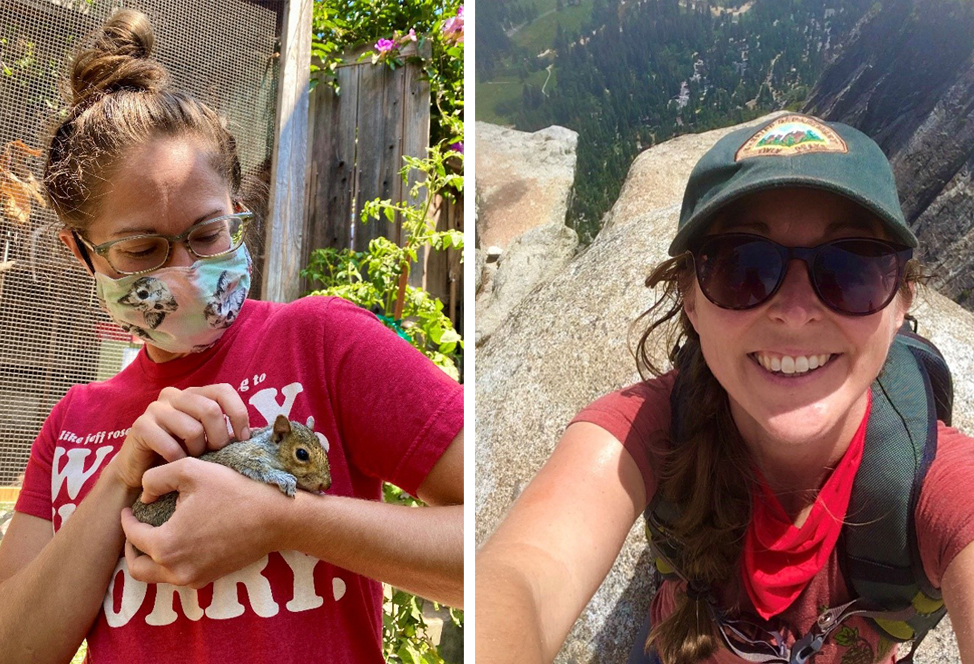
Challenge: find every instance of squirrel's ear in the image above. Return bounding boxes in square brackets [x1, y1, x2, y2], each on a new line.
[272, 415, 292, 443]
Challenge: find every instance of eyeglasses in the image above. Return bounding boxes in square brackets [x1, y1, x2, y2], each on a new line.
[689, 233, 913, 316]
[76, 211, 252, 275]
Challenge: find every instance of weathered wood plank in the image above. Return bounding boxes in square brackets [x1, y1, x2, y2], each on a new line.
[354, 59, 405, 251]
[422, 193, 463, 329]
[403, 41, 432, 288]
[263, 0, 312, 302]
[306, 63, 359, 255]
[302, 42, 434, 293]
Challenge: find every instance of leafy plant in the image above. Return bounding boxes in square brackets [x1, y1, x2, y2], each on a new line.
[304, 7, 464, 659]
[310, 0, 463, 145]
[304, 141, 463, 380]
[384, 588, 463, 664]
[382, 483, 464, 664]
[305, 141, 464, 662]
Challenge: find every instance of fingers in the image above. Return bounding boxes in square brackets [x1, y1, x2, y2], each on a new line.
[113, 383, 251, 493]
[138, 403, 201, 460]
[122, 509, 187, 587]
[160, 384, 250, 448]
[138, 458, 190, 504]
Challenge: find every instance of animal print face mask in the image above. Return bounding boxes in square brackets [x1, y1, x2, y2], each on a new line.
[94, 245, 252, 354]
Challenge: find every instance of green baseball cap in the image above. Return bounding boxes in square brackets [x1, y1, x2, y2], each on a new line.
[669, 113, 917, 256]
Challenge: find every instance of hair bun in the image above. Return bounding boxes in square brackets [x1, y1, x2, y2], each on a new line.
[69, 8, 169, 109]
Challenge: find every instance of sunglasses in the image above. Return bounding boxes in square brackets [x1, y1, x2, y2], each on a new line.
[689, 233, 913, 316]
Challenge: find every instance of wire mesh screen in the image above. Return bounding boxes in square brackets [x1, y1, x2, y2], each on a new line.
[0, 0, 280, 486]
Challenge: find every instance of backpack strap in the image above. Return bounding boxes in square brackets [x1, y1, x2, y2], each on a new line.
[840, 330, 951, 645]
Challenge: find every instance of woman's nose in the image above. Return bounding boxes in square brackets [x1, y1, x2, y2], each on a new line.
[766, 259, 824, 324]
[166, 240, 196, 268]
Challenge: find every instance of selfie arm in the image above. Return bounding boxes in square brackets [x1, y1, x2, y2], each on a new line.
[476, 422, 647, 664]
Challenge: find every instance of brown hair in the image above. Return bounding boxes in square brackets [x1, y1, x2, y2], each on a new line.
[44, 8, 242, 229]
[633, 252, 922, 664]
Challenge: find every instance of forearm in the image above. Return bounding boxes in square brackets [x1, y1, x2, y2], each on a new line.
[0, 459, 140, 664]
[476, 550, 549, 664]
[278, 492, 463, 608]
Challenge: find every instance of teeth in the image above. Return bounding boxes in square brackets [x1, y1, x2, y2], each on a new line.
[755, 353, 832, 375]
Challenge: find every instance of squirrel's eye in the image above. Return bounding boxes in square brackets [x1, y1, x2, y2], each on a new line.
[296, 448, 310, 462]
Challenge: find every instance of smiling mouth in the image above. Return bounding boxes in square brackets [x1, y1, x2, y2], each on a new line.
[750, 352, 838, 376]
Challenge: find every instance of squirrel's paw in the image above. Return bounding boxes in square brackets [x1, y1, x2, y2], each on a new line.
[264, 469, 298, 498]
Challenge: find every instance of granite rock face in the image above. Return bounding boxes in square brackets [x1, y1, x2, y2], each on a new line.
[475, 116, 973, 664]
[804, 0, 974, 310]
[475, 122, 579, 250]
[475, 122, 580, 345]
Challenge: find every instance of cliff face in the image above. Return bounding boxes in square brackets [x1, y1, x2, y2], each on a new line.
[474, 123, 580, 345]
[804, 0, 974, 308]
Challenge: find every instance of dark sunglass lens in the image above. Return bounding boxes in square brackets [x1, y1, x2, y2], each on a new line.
[814, 240, 901, 314]
[696, 236, 783, 309]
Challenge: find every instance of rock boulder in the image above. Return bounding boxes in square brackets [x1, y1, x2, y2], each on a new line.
[475, 122, 581, 345]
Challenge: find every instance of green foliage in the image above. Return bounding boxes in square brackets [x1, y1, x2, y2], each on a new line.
[311, 0, 463, 144]
[304, 142, 464, 381]
[384, 588, 463, 664]
[382, 483, 463, 664]
[479, 0, 878, 241]
[0, 29, 72, 115]
[381, 485, 463, 664]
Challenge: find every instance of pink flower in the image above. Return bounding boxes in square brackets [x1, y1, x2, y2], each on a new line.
[399, 28, 417, 44]
[442, 6, 464, 44]
[375, 38, 397, 54]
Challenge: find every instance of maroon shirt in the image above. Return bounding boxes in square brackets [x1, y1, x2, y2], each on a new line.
[573, 372, 974, 663]
[17, 296, 463, 664]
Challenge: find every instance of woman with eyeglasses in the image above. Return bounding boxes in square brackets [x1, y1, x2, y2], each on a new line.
[476, 114, 974, 664]
[0, 10, 462, 664]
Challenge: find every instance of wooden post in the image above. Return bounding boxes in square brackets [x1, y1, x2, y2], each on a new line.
[263, 0, 313, 302]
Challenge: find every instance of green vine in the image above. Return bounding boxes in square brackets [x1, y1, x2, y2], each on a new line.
[304, 141, 463, 381]
[310, 0, 463, 145]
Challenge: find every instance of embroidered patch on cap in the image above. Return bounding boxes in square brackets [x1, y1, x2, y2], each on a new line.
[735, 115, 848, 161]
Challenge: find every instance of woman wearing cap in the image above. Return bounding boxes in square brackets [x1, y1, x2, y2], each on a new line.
[0, 9, 462, 663]
[476, 114, 974, 664]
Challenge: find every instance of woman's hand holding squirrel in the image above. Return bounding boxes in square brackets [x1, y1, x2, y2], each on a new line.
[109, 384, 251, 492]
[121, 459, 288, 588]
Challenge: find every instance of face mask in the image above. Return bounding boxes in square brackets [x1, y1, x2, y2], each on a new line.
[95, 245, 252, 354]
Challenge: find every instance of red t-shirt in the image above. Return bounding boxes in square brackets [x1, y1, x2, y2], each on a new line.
[572, 372, 974, 663]
[16, 296, 463, 664]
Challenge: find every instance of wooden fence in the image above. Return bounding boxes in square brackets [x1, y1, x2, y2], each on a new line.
[423, 190, 464, 331]
[305, 43, 429, 250]
[303, 44, 462, 329]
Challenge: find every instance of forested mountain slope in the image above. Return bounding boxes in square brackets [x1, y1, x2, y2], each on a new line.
[478, 0, 874, 238]
[804, 0, 974, 309]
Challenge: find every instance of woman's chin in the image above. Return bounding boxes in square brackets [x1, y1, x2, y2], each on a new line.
[740, 394, 865, 450]
[731, 400, 837, 446]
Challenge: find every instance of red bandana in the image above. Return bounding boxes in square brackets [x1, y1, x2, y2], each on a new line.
[741, 393, 871, 620]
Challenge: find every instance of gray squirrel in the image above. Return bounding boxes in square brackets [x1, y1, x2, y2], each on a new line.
[131, 415, 331, 534]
